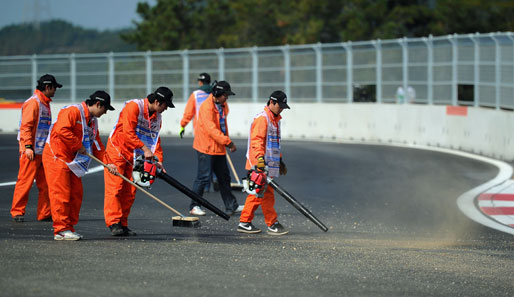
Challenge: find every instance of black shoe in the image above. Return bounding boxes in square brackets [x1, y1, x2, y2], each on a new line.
[13, 215, 24, 223]
[237, 222, 261, 234]
[109, 223, 126, 236]
[123, 226, 137, 236]
[39, 216, 52, 222]
[267, 222, 289, 236]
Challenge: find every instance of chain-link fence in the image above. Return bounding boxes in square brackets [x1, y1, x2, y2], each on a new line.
[1, 32, 513, 109]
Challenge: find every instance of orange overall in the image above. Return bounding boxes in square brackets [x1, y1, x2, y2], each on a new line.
[103, 99, 163, 227]
[239, 106, 282, 227]
[193, 94, 232, 155]
[11, 90, 52, 220]
[42, 102, 105, 234]
[180, 89, 210, 132]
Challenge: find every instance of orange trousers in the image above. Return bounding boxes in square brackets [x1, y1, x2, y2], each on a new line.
[103, 146, 136, 227]
[239, 184, 278, 227]
[11, 153, 51, 220]
[42, 148, 83, 234]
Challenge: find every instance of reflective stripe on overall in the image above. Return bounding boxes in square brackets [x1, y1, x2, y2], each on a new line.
[17, 95, 51, 155]
[194, 90, 210, 119]
[46, 104, 99, 177]
[246, 110, 281, 178]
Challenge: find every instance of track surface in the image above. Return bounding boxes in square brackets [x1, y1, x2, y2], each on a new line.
[0, 134, 513, 297]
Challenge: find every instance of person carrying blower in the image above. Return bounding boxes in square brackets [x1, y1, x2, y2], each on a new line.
[43, 91, 116, 241]
[190, 81, 243, 216]
[179, 72, 212, 138]
[103, 87, 174, 236]
[179, 72, 215, 194]
[238, 90, 290, 236]
[11, 74, 61, 223]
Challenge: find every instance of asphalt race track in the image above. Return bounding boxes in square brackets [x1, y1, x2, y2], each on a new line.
[0, 134, 513, 297]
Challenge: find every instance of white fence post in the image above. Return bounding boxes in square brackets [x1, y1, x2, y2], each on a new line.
[217, 48, 225, 81]
[252, 46, 258, 102]
[448, 34, 458, 106]
[108, 52, 115, 100]
[400, 37, 408, 104]
[181, 49, 189, 102]
[424, 35, 434, 105]
[70, 53, 76, 103]
[374, 39, 382, 103]
[314, 42, 323, 102]
[343, 41, 353, 103]
[145, 50, 152, 95]
[471, 33, 480, 107]
[31, 54, 37, 87]
[491, 33, 501, 110]
[281, 45, 291, 97]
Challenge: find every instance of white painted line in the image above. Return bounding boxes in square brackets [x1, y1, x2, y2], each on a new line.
[0, 181, 16, 186]
[0, 165, 104, 187]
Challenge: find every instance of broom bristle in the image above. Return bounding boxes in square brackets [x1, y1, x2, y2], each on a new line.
[172, 216, 201, 228]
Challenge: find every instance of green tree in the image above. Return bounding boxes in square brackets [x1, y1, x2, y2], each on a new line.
[122, 0, 514, 51]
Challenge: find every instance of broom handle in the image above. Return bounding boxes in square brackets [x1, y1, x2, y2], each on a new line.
[225, 153, 241, 185]
[87, 152, 184, 217]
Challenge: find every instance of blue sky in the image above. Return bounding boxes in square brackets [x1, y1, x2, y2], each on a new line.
[0, 0, 156, 31]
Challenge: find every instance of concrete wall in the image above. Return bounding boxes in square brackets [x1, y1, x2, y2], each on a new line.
[2, 103, 512, 161]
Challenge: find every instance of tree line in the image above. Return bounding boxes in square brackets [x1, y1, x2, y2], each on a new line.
[122, 0, 514, 51]
[1, 0, 513, 56]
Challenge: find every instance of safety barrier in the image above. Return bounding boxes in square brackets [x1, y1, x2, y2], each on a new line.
[1, 102, 513, 161]
[1, 32, 513, 110]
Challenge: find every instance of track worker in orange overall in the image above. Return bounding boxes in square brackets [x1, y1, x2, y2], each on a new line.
[179, 72, 212, 139]
[11, 74, 62, 223]
[179, 72, 214, 202]
[43, 91, 116, 241]
[103, 87, 174, 236]
[238, 90, 290, 236]
[190, 81, 242, 216]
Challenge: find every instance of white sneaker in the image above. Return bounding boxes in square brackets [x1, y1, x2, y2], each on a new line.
[190, 206, 206, 216]
[54, 230, 81, 241]
[72, 231, 83, 239]
[235, 205, 244, 213]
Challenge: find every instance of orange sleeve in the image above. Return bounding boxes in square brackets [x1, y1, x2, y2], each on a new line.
[247, 115, 267, 167]
[120, 102, 145, 151]
[52, 107, 84, 153]
[180, 93, 196, 128]
[18, 99, 39, 149]
[198, 103, 231, 147]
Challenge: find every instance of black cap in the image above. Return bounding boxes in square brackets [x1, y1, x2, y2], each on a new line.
[89, 90, 115, 111]
[269, 90, 290, 109]
[213, 81, 235, 96]
[197, 72, 211, 84]
[154, 86, 175, 108]
[38, 74, 63, 88]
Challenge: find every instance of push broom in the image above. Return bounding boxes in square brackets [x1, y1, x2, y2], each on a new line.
[87, 152, 201, 228]
[226, 153, 244, 191]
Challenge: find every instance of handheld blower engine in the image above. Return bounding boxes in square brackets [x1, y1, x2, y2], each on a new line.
[242, 166, 268, 198]
[132, 155, 230, 221]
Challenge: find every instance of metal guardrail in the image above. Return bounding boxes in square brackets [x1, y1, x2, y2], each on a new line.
[0, 32, 513, 109]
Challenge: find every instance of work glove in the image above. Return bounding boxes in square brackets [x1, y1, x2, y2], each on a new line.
[256, 156, 265, 170]
[279, 158, 287, 176]
[179, 127, 185, 138]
